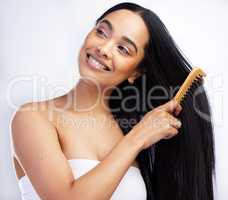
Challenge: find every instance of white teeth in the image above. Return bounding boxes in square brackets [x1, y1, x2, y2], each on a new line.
[88, 55, 109, 71]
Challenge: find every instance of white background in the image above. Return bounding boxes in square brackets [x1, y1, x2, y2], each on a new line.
[0, 0, 227, 199]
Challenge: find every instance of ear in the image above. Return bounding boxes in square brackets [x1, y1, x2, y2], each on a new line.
[127, 69, 142, 84]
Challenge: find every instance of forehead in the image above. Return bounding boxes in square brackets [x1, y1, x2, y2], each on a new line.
[98, 9, 149, 48]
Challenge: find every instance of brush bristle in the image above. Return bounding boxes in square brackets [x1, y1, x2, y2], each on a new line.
[174, 67, 206, 104]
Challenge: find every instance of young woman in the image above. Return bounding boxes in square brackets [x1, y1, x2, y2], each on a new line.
[11, 2, 215, 200]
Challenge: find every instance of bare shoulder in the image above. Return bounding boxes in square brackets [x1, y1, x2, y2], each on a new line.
[11, 94, 75, 153]
[10, 99, 76, 199]
[11, 95, 68, 127]
[11, 101, 53, 131]
[11, 101, 59, 157]
[10, 95, 70, 157]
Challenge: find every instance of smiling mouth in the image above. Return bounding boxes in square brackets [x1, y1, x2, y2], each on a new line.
[86, 53, 112, 72]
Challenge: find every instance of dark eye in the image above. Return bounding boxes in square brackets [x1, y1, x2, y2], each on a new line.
[118, 45, 130, 55]
[96, 28, 107, 38]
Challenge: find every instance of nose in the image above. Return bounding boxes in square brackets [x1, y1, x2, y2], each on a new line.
[96, 42, 113, 59]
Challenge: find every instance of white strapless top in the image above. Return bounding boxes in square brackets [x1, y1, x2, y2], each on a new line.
[18, 159, 147, 200]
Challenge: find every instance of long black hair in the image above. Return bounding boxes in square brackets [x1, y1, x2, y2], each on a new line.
[96, 2, 215, 200]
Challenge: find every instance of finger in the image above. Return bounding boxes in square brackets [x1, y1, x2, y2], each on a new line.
[163, 135, 173, 139]
[159, 99, 179, 114]
[166, 113, 182, 129]
[163, 126, 178, 139]
[174, 104, 183, 116]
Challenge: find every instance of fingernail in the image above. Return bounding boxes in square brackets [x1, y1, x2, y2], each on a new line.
[177, 120, 182, 127]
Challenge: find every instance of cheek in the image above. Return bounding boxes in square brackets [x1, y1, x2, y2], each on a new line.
[113, 56, 140, 75]
[78, 47, 84, 63]
[79, 32, 93, 51]
[82, 31, 101, 49]
[78, 33, 94, 62]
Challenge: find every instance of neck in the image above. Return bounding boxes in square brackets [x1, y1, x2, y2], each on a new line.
[68, 78, 113, 115]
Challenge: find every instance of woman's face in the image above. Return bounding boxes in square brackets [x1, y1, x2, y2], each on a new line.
[78, 9, 149, 87]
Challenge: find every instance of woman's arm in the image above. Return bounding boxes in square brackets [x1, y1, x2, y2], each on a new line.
[11, 103, 144, 200]
[12, 100, 181, 200]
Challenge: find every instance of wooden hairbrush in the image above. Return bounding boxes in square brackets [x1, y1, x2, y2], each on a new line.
[174, 67, 206, 104]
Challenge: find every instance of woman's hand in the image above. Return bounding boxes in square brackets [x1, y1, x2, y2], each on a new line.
[130, 99, 183, 150]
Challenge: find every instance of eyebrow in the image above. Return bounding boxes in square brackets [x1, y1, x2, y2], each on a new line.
[98, 19, 138, 53]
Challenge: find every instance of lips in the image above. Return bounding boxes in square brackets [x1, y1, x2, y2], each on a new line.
[86, 53, 113, 72]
